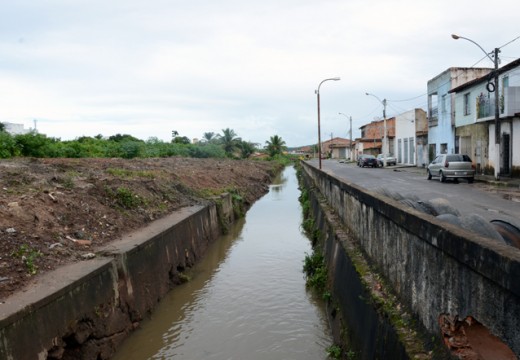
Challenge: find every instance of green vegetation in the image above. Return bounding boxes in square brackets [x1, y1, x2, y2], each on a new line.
[299, 172, 328, 297]
[303, 251, 328, 297]
[178, 272, 191, 283]
[265, 135, 287, 157]
[105, 186, 144, 209]
[326, 344, 342, 359]
[0, 127, 300, 163]
[11, 244, 42, 275]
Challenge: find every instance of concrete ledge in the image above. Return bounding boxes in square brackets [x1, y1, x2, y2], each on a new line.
[302, 161, 520, 357]
[0, 201, 228, 360]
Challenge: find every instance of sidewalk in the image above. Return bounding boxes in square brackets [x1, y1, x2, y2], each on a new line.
[390, 165, 520, 188]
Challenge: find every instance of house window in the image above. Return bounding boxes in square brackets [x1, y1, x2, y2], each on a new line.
[440, 143, 448, 154]
[503, 75, 509, 88]
[441, 94, 447, 114]
[464, 93, 471, 115]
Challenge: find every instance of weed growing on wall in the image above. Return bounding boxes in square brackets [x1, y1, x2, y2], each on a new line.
[303, 251, 328, 296]
[326, 344, 342, 359]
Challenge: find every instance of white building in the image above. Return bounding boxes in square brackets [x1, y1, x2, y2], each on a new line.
[1, 122, 31, 135]
[393, 108, 428, 167]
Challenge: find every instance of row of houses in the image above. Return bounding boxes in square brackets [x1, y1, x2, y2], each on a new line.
[316, 59, 520, 178]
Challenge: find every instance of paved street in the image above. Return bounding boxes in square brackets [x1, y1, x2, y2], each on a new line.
[306, 159, 520, 230]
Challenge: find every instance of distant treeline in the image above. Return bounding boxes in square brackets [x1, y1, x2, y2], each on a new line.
[0, 128, 288, 161]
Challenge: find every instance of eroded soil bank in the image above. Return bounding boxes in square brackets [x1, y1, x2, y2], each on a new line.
[0, 157, 280, 300]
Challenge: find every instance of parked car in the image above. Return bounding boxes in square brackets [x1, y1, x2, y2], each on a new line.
[357, 154, 367, 166]
[427, 154, 475, 183]
[376, 154, 397, 167]
[358, 154, 378, 168]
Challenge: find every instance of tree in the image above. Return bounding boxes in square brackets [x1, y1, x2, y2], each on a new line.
[238, 140, 257, 159]
[0, 122, 5, 132]
[108, 134, 142, 143]
[219, 128, 241, 156]
[265, 135, 287, 157]
[0, 131, 16, 158]
[171, 130, 190, 144]
[173, 136, 190, 144]
[13, 131, 52, 157]
[202, 132, 219, 143]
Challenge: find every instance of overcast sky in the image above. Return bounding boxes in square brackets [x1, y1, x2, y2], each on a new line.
[1, 0, 519, 147]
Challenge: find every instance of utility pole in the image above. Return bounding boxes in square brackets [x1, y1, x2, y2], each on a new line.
[349, 116, 353, 161]
[451, 34, 501, 180]
[493, 47, 501, 180]
[382, 99, 387, 167]
[365, 93, 387, 167]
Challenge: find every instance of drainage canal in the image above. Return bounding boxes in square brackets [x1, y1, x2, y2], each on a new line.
[113, 166, 332, 359]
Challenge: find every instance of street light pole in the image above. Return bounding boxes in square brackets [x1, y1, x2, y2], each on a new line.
[339, 112, 353, 161]
[452, 34, 501, 180]
[316, 77, 340, 169]
[366, 93, 387, 167]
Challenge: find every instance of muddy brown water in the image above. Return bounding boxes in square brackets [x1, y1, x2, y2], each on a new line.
[112, 166, 332, 359]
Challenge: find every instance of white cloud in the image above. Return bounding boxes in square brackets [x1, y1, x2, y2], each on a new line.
[1, 0, 519, 147]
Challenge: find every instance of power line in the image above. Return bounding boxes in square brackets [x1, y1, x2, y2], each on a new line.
[358, 36, 520, 124]
[385, 35, 520, 105]
[499, 35, 520, 50]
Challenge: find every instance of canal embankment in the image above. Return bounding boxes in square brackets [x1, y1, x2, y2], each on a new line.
[300, 161, 520, 359]
[0, 192, 245, 360]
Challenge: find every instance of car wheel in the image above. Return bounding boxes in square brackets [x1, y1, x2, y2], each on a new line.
[427, 170, 432, 180]
[440, 171, 446, 183]
[468, 177, 474, 184]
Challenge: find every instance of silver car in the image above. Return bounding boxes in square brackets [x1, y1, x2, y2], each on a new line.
[427, 154, 475, 183]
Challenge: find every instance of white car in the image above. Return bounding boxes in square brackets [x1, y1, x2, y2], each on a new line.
[427, 154, 475, 183]
[376, 154, 396, 167]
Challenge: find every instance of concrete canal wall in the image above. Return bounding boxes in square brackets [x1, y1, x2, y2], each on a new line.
[301, 162, 520, 358]
[0, 194, 235, 360]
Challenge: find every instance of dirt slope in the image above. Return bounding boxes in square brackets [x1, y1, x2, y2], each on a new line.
[0, 157, 279, 300]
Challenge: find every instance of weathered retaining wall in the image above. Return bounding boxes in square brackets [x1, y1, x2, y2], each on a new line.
[301, 162, 520, 358]
[0, 194, 235, 360]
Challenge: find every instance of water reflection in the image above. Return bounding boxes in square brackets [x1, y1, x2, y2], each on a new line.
[269, 170, 288, 200]
[113, 166, 331, 360]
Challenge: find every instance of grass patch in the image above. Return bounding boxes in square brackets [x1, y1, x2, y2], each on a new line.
[105, 186, 144, 209]
[11, 245, 42, 275]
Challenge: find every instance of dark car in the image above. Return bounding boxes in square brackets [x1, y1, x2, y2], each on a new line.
[358, 154, 378, 168]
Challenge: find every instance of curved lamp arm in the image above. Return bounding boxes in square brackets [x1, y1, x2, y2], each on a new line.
[316, 77, 341, 94]
[451, 34, 494, 63]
